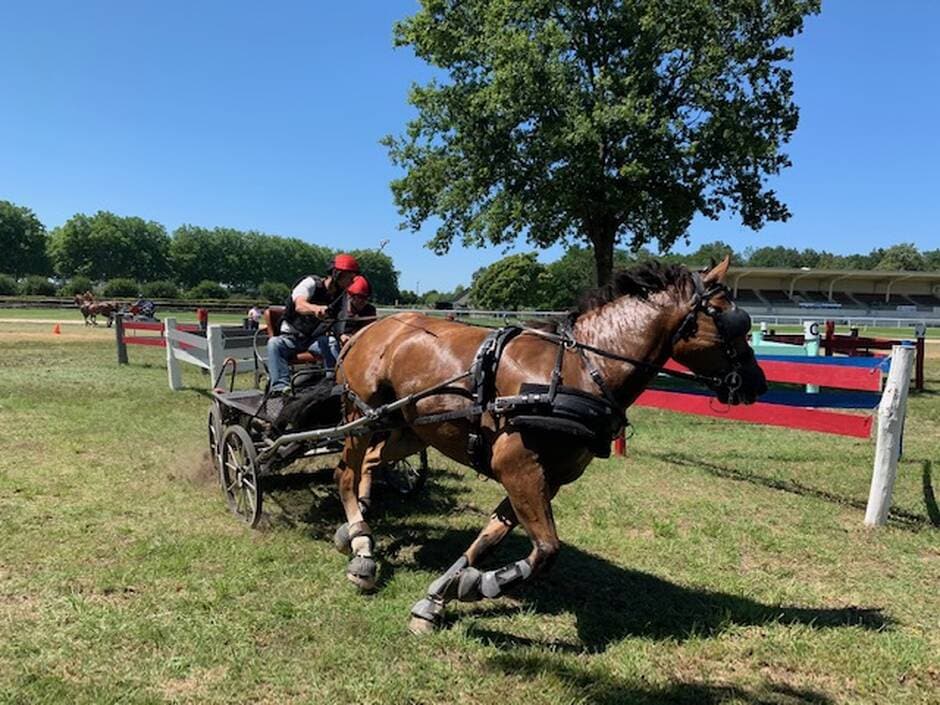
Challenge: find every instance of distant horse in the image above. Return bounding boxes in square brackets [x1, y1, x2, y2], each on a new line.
[74, 292, 120, 327]
[331, 257, 767, 632]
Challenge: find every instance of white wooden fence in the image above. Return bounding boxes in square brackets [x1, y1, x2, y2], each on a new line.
[164, 318, 266, 391]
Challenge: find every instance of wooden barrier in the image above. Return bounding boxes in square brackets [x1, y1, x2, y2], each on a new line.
[639, 354, 885, 438]
[820, 320, 925, 392]
[632, 347, 918, 525]
[864, 346, 915, 526]
[115, 314, 204, 366]
[164, 318, 211, 390]
[163, 322, 268, 390]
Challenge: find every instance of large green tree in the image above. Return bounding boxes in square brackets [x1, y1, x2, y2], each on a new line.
[875, 243, 926, 271]
[385, 0, 819, 285]
[0, 200, 51, 277]
[170, 226, 332, 290]
[49, 211, 171, 280]
[470, 252, 546, 309]
[924, 249, 940, 271]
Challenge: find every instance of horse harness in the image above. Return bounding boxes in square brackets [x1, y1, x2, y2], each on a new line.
[343, 271, 750, 476]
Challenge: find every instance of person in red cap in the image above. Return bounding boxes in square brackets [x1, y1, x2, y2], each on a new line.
[266, 253, 360, 393]
[339, 275, 377, 344]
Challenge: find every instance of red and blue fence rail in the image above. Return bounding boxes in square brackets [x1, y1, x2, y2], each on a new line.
[634, 353, 890, 439]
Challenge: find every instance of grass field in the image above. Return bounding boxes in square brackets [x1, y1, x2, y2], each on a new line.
[0, 322, 937, 704]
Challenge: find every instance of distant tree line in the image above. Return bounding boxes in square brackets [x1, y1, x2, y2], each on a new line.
[467, 241, 940, 311]
[0, 201, 402, 303]
[3, 199, 938, 309]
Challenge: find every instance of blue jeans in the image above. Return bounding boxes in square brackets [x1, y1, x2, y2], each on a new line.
[265, 334, 340, 391]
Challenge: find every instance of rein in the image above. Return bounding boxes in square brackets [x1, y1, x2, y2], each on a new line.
[518, 325, 724, 389]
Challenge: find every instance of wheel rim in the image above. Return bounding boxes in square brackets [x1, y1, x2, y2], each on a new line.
[208, 403, 222, 473]
[220, 425, 262, 527]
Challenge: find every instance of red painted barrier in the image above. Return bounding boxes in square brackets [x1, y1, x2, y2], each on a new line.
[823, 320, 924, 391]
[635, 389, 874, 438]
[122, 320, 202, 347]
[646, 353, 887, 438]
[662, 358, 882, 392]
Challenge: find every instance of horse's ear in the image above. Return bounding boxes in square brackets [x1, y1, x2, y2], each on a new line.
[702, 255, 731, 285]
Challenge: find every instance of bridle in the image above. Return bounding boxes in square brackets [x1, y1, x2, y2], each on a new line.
[669, 271, 753, 403]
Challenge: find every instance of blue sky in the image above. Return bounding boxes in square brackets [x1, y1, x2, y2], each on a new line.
[1, 1, 937, 292]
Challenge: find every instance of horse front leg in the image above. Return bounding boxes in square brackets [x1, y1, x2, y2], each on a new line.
[409, 496, 518, 632]
[409, 447, 560, 633]
[333, 434, 377, 591]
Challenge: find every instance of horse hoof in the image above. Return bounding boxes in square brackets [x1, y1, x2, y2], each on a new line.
[346, 571, 376, 592]
[346, 555, 377, 592]
[333, 523, 352, 555]
[408, 615, 438, 635]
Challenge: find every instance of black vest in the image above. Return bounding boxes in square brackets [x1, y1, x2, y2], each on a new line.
[282, 276, 344, 338]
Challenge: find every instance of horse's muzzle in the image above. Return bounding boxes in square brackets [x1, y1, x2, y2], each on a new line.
[716, 354, 768, 405]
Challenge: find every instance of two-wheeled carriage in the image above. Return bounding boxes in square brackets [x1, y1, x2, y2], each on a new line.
[207, 360, 428, 527]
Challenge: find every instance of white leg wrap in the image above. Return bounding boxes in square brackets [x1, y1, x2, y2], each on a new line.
[351, 535, 372, 557]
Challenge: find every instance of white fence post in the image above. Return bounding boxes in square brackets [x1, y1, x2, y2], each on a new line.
[207, 324, 225, 387]
[803, 320, 820, 393]
[864, 345, 915, 527]
[164, 317, 183, 391]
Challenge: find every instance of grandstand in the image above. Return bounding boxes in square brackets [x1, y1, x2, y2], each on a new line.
[729, 267, 940, 318]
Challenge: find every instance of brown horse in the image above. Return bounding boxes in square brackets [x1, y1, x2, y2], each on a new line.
[332, 257, 766, 633]
[74, 292, 120, 327]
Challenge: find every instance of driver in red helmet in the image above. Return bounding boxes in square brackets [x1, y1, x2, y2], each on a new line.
[266, 253, 360, 393]
[340, 275, 377, 344]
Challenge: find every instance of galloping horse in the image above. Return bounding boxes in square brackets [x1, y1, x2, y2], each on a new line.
[74, 292, 120, 327]
[332, 257, 767, 632]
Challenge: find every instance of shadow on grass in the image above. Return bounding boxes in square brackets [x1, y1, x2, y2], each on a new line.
[410, 528, 889, 653]
[259, 465, 472, 541]
[654, 451, 936, 530]
[486, 653, 835, 705]
[252, 458, 889, 656]
[923, 460, 940, 526]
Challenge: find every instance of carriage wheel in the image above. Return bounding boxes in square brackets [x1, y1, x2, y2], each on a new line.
[384, 449, 429, 497]
[207, 402, 223, 473]
[220, 425, 263, 527]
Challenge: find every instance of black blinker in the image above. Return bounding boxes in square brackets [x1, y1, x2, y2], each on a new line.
[717, 307, 751, 339]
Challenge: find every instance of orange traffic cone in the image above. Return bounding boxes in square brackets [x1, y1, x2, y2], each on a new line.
[53, 323, 61, 335]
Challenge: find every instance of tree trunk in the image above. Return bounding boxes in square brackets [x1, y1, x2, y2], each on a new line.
[589, 229, 615, 288]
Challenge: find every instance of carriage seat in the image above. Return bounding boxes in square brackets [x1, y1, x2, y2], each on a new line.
[263, 307, 322, 365]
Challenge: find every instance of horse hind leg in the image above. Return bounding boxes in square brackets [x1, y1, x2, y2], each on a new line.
[333, 433, 378, 591]
[357, 429, 426, 516]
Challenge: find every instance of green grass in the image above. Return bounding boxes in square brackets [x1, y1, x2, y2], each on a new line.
[0, 323, 938, 704]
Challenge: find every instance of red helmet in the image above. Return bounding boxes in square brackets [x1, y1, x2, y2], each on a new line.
[332, 253, 360, 273]
[346, 275, 371, 298]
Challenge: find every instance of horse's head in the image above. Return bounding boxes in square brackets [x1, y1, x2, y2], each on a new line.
[670, 257, 767, 405]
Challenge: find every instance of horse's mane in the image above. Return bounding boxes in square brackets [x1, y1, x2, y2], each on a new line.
[573, 261, 691, 319]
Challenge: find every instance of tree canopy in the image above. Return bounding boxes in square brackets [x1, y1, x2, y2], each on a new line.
[386, 0, 820, 285]
[0, 200, 51, 277]
[470, 252, 546, 309]
[48, 211, 171, 281]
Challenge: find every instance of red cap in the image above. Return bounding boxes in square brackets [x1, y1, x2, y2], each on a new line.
[346, 275, 370, 298]
[332, 253, 360, 273]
